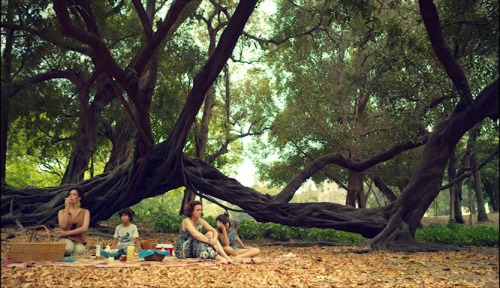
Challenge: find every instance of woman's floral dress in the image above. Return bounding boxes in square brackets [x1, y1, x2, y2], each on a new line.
[175, 220, 218, 259]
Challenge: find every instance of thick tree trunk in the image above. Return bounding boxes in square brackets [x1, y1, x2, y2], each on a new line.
[104, 117, 135, 172]
[372, 176, 398, 203]
[61, 76, 116, 184]
[179, 188, 197, 216]
[346, 171, 364, 207]
[448, 148, 469, 224]
[1, 0, 15, 184]
[471, 154, 488, 222]
[369, 78, 498, 251]
[454, 184, 465, 223]
[61, 102, 97, 184]
[485, 180, 499, 212]
[0, 90, 9, 185]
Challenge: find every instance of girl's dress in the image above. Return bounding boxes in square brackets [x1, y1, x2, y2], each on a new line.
[227, 229, 238, 250]
[175, 220, 218, 259]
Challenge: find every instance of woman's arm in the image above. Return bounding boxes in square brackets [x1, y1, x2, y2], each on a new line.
[234, 221, 246, 248]
[58, 209, 69, 229]
[216, 221, 230, 247]
[57, 198, 71, 228]
[200, 218, 219, 245]
[184, 218, 211, 243]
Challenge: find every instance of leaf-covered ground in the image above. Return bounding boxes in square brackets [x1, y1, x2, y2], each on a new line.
[1, 225, 498, 288]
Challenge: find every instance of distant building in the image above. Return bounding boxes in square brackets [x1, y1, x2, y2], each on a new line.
[317, 181, 347, 204]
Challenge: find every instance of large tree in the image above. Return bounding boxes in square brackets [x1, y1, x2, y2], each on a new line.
[1, 0, 498, 252]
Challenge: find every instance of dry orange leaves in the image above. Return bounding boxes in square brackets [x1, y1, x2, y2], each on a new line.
[1, 229, 498, 288]
[1, 245, 498, 288]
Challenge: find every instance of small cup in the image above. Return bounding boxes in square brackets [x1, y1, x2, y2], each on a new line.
[141, 240, 152, 250]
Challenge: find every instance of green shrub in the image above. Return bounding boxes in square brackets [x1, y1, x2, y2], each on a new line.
[261, 223, 294, 241]
[416, 224, 499, 247]
[154, 213, 184, 233]
[303, 228, 365, 244]
[238, 220, 264, 240]
[237, 220, 365, 244]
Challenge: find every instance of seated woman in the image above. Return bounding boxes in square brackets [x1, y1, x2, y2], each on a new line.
[175, 200, 233, 263]
[55, 187, 90, 256]
[215, 213, 260, 258]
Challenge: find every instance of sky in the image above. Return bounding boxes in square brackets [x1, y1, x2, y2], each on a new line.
[233, 157, 256, 187]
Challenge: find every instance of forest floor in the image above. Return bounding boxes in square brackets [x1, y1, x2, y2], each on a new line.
[1, 213, 498, 288]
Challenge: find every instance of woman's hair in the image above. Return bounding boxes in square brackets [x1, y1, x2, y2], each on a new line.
[118, 208, 135, 222]
[67, 186, 85, 205]
[184, 200, 202, 217]
[215, 214, 230, 226]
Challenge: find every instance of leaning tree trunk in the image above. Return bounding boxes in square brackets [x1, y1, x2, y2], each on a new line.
[369, 78, 499, 251]
[369, 0, 497, 251]
[372, 176, 398, 203]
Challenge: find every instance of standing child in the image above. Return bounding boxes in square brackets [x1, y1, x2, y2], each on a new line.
[111, 208, 139, 250]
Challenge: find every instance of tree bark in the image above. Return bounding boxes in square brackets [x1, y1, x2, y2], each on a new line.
[103, 116, 135, 172]
[346, 171, 365, 208]
[372, 176, 398, 203]
[471, 154, 489, 222]
[454, 183, 465, 224]
[369, 78, 498, 250]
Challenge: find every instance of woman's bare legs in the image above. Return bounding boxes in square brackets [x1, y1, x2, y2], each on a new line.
[223, 246, 260, 258]
[206, 232, 233, 263]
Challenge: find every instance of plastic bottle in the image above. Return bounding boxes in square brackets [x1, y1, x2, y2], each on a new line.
[105, 245, 113, 263]
[126, 244, 134, 261]
[96, 237, 102, 257]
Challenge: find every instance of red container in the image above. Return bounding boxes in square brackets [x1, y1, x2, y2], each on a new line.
[155, 244, 173, 256]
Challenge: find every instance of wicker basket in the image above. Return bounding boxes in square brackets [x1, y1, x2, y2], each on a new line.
[10, 225, 66, 263]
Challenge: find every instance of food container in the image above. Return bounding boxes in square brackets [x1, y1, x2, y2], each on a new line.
[155, 244, 173, 256]
[139, 249, 170, 261]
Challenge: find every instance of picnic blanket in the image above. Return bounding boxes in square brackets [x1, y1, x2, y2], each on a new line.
[2, 255, 283, 269]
